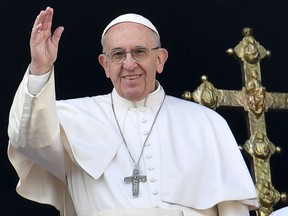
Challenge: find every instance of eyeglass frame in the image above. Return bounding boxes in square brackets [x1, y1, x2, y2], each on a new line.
[103, 46, 160, 63]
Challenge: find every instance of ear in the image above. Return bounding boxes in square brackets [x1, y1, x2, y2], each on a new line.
[98, 54, 110, 78]
[156, 48, 168, 74]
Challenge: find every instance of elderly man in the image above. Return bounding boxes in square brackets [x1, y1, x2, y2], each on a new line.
[8, 6, 258, 216]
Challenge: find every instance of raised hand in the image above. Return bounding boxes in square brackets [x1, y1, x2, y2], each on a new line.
[29, 7, 64, 75]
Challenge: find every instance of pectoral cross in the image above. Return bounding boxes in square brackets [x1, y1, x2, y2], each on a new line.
[124, 167, 147, 197]
[183, 28, 288, 216]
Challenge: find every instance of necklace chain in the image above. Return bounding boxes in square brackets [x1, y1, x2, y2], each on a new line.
[111, 94, 166, 168]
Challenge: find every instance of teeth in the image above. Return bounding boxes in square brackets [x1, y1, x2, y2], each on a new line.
[123, 75, 141, 80]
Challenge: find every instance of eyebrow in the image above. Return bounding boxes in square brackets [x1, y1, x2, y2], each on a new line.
[110, 46, 149, 51]
[110, 47, 124, 52]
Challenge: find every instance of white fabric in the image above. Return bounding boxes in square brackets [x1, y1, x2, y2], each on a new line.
[101, 13, 159, 39]
[270, 207, 288, 215]
[83, 208, 183, 216]
[218, 202, 249, 216]
[8, 67, 259, 215]
[81, 202, 250, 216]
[27, 70, 50, 95]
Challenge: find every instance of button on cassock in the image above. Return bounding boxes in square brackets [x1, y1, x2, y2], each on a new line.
[152, 191, 159, 195]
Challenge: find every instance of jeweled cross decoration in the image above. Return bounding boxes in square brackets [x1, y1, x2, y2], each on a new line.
[124, 167, 147, 197]
[183, 28, 288, 216]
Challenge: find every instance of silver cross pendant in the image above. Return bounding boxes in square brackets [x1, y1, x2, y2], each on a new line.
[124, 167, 147, 197]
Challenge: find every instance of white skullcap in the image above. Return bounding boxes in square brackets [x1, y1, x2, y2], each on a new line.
[101, 13, 159, 39]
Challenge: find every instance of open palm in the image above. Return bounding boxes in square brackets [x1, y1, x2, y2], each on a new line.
[30, 7, 64, 75]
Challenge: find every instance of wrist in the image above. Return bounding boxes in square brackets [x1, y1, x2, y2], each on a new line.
[29, 63, 52, 75]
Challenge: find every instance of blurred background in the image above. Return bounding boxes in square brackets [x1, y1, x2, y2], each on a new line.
[1, 0, 288, 215]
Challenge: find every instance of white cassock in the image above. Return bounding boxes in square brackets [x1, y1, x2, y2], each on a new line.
[270, 207, 288, 216]
[8, 68, 258, 216]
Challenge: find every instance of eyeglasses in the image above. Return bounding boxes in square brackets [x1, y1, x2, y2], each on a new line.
[103, 46, 160, 63]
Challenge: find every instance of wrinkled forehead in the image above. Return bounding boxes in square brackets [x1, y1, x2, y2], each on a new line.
[101, 13, 159, 39]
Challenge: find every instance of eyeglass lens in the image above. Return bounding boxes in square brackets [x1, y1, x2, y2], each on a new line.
[108, 47, 159, 63]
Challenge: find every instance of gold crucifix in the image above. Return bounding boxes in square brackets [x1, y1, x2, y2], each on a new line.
[183, 28, 287, 216]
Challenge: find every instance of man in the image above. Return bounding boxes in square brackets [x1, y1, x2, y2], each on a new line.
[8, 6, 258, 216]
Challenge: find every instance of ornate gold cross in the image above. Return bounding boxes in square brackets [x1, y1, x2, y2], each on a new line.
[183, 28, 287, 216]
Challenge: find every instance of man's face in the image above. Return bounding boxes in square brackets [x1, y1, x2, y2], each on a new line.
[99, 22, 168, 101]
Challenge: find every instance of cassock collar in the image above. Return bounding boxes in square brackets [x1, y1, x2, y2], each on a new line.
[111, 81, 165, 108]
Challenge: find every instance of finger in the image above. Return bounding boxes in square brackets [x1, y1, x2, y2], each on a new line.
[30, 23, 43, 42]
[41, 7, 54, 31]
[32, 7, 53, 31]
[51, 26, 64, 46]
[31, 23, 42, 33]
[30, 7, 53, 42]
[32, 10, 45, 29]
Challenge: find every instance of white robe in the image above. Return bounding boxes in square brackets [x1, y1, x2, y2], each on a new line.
[8, 69, 258, 215]
[270, 207, 288, 216]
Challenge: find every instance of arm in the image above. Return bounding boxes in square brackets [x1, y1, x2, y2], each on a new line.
[8, 7, 66, 181]
[6, 8, 77, 213]
[9, 6, 64, 148]
[7, 69, 73, 211]
[8, 67, 67, 180]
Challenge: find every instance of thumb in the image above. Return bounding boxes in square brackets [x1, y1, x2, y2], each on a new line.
[51, 26, 64, 46]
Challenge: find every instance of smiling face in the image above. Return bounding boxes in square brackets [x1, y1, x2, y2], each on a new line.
[98, 22, 168, 101]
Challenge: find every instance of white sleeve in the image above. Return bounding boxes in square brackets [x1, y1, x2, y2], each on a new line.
[8, 67, 65, 180]
[28, 72, 51, 95]
[218, 201, 250, 216]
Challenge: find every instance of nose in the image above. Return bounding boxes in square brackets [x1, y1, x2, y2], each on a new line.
[122, 52, 138, 70]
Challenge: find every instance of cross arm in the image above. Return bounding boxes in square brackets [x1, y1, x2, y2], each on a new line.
[182, 75, 243, 110]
